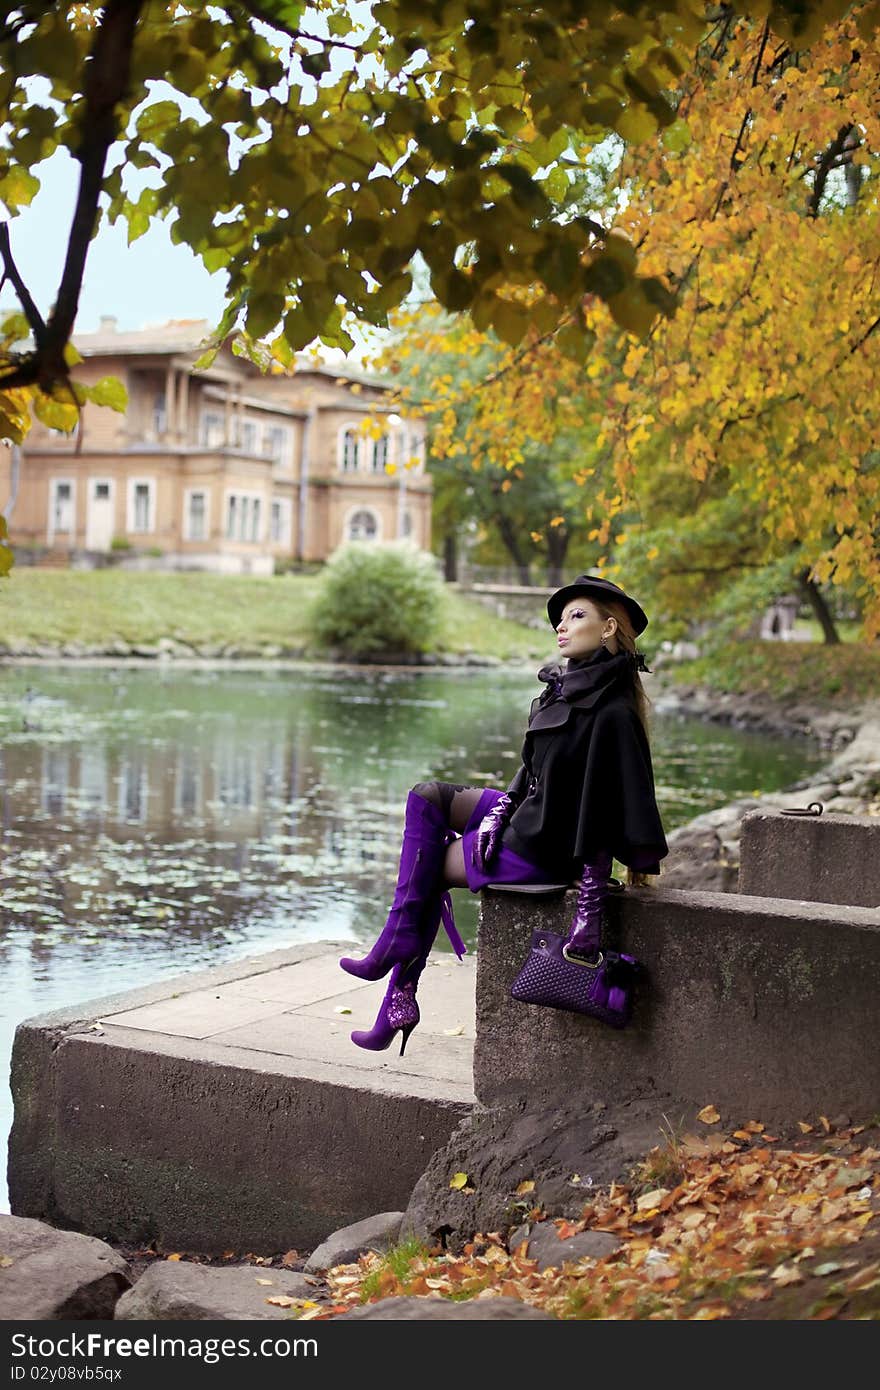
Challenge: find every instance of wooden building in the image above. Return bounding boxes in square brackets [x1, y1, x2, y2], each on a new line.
[0, 318, 431, 574]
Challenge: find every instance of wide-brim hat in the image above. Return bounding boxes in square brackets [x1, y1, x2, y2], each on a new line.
[547, 575, 648, 635]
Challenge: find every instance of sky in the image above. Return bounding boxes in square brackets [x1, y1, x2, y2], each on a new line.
[0, 148, 230, 336]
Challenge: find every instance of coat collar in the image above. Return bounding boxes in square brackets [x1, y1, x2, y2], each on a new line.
[528, 647, 634, 731]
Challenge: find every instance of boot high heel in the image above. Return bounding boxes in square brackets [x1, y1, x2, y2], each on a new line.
[350, 969, 421, 1056]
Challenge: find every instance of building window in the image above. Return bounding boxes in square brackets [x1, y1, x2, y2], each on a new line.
[371, 434, 389, 473]
[270, 498, 292, 545]
[94, 481, 110, 501]
[127, 479, 155, 534]
[225, 491, 263, 542]
[153, 392, 167, 437]
[347, 508, 379, 541]
[264, 424, 291, 467]
[340, 427, 360, 473]
[400, 509, 413, 539]
[200, 411, 225, 448]
[184, 489, 208, 541]
[240, 419, 258, 453]
[49, 480, 75, 537]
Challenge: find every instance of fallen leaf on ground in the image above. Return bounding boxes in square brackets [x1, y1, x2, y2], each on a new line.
[449, 1171, 470, 1190]
[697, 1105, 720, 1125]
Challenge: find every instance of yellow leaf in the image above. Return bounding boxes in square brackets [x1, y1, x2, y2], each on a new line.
[255, 1278, 274, 1286]
[449, 1171, 470, 1190]
[515, 1180, 535, 1196]
[637, 1188, 670, 1210]
[798, 1122, 814, 1134]
[697, 1105, 720, 1125]
[267, 1295, 301, 1307]
[166, 1253, 183, 1262]
[770, 1264, 803, 1286]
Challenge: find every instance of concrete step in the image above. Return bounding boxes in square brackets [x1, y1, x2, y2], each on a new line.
[9, 943, 476, 1254]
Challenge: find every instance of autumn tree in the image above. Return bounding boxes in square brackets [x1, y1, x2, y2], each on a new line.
[0, 0, 854, 413]
[380, 302, 605, 583]
[0, 1, 868, 602]
[382, 4, 880, 638]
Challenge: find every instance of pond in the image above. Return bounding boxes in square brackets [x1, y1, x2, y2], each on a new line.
[0, 663, 828, 1210]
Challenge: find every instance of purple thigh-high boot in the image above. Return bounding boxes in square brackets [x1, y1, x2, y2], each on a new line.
[339, 788, 466, 982]
[564, 851, 614, 962]
[349, 889, 456, 1055]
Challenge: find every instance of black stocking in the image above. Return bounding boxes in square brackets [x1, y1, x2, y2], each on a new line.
[411, 780, 485, 832]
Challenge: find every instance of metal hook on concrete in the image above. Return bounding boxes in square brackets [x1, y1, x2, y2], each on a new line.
[780, 802, 825, 816]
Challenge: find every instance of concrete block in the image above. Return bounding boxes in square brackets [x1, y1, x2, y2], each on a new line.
[474, 886, 880, 1122]
[739, 810, 880, 907]
[8, 944, 474, 1254]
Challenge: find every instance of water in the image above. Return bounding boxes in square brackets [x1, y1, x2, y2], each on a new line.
[0, 664, 826, 1209]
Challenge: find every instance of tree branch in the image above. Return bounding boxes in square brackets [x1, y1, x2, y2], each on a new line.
[0, 0, 145, 393]
[0, 225, 48, 349]
[49, 0, 144, 357]
[807, 123, 854, 217]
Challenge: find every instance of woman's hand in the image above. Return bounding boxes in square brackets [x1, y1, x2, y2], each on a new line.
[473, 792, 516, 872]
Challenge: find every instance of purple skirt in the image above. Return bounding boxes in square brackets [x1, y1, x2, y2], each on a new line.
[461, 789, 555, 892]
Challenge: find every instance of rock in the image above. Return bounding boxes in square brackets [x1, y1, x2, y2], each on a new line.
[130, 644, 160, 659]
[114, 1262, 312, 1321]
[660, 826, 739, 892]
[517, 1223, 622, 1272]
[335, 1295, 553, 1320]
[303, 1212, 404, 1273]
[403, 1096, 678, 1254]
[108, 640, 133, 657]
[0, 1214, 131, 1320]
[261, 644, 283, 658]
[820, 796, 866, 813]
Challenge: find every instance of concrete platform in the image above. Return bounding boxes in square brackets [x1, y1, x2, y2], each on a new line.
[8, 943, 476, 1254]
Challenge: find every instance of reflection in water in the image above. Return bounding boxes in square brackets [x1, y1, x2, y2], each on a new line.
[0, 663, 826, 1209]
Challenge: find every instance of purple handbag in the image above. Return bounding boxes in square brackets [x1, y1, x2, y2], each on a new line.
[510, 928, 640, 1029]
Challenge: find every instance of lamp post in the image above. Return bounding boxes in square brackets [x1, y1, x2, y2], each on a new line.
[387, 413, 406, 539]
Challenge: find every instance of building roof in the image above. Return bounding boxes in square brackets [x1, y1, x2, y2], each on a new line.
[72, 318, 390, 388]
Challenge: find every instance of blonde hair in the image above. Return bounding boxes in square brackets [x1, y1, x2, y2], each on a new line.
[591, 597, 653, 890]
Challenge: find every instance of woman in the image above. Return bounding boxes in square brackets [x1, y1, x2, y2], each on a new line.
[339, 574, 668, 1054]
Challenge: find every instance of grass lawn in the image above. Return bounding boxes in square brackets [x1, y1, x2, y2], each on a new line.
[0, 569, 552, 660]
[668, 637, 880, 705]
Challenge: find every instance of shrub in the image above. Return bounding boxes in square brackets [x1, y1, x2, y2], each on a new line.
[309, 542, 447, 659]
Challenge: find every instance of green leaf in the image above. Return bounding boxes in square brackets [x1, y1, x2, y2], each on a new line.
[84, 376, 128, 412]
[32, 393, 80, 432]
[661, 118, 692, 154]
[0, 166, 40, 211]
[136, 101, 183, 139]
[246, 291, 285, 339]
[491, 299, 529, 347]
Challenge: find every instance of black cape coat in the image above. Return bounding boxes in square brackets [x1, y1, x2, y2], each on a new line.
[500, 647, 668, 880]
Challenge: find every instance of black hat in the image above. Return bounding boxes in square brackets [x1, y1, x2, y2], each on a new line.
[547, 575, 648, 635]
